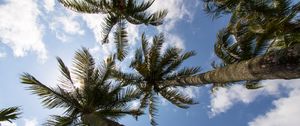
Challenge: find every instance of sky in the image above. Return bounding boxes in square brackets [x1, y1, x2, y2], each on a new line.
[1, 0, 300, 126]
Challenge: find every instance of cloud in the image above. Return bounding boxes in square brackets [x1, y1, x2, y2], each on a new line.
[164, 33, 185, 50]
[149, 0, 191, 31]
[248, 80, 300, 126]
[0, 121, 17, 126]
[0, 0, 47, 61]
[208, 79, 300, 117]
[43, 0, 55, 12]
[24, 118, 38, 126]
[49, 10, 84, 42]
[0, 118, 38, 126]
[248, 90, 300, 126]
[147, 0, 200, 51]
[80, 14, 106, 44]
[249, 90, 300, 126]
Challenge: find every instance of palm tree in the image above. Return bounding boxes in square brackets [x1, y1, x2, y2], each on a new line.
[58, 0, 167, 60]
[20, 48, 143, 126]
[196, 0, 300, 90]
[0, 107, 20, 123]
[203, 0, 300, 52]
[163, 43, 300, 87]
[159, 0, 300, 87]
[112, 33, 199, 126]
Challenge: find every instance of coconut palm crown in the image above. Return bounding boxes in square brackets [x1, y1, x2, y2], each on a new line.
[205, 0, 300, 91]
[20, 48, 143, 126]
[58, 0, 167, 61]
[0, 107, 21, 123]
[113, 33, 199, 126]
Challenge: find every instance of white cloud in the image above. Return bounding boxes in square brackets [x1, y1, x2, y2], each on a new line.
[149, 0, 190, 31]
[0, 121, 17, 126]
[80, 14, 106, 44]
[249, 89, 300, 126]
[81, 14, 115, 59]
[148, 0, 199, 32]
[49, 11, 84, 42]
[0, 0, 47, 61]
[164, 34, 185, 50]
[24, 118, 38, 126]
[209, 79, 300, 117]
[43, 0, 55, 12]
[53, 14, 84, 35]
[0, 118, 38, 126]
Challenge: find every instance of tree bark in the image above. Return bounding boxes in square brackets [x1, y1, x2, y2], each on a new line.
[82, 113, 124, 126]
[164, 43, 300, 86]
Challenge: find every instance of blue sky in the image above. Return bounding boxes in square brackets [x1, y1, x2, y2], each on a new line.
[1, 0, 300, 126]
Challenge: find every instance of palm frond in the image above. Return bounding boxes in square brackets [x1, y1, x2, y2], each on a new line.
[0, 107, 21, 122]
[20, 73, 81, 111]
[160, 88, 197, 108]
[58, 0, 106, 13]
[141, 33, 149, 62]
[114, 21, 128, 61]
[102, 14, 119, 44]
[148, 33, 165, 71]
[159, 47, 181, 69]
[148, 10, 168, 26]
[149, 93, 158, 126]
[127, 0, 155, 13]
[112, 70, 142, 86]
[163, 51, 196, 75]
[44, 115, 81, 126]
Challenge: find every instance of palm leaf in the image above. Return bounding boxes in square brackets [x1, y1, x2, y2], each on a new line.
[58, 0, 106, 13]
[0, 107, 21, 122]
[114, 21, 128, 61]
[149, 93, 158, 126]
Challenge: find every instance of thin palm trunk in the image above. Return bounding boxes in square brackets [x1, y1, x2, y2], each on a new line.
[165, 43, 300, 86]
[82, 113, 124, 126]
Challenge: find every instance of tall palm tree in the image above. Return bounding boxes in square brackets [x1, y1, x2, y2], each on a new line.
[0, 107, 20, 123]
[158, 0, 300, 87]
[199, 0, 300, 90]
[163, 43, 300, 87]
[203, 0, 300, 52]
[113, 33, 199, 126]
[20, 48, 143, 126]
[59, 0, 167, 60]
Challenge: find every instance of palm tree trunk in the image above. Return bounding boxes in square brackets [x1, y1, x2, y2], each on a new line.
[165, 43, 300, 86]
[82, 113, 124, 126]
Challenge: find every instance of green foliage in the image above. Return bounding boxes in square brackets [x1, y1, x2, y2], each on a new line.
[208, 0, 300, 91]
[20, 48, 143, 125]
[58, 0, 167, 61]
[0, 107, 21, 123]
[112, 33, 199, 126]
